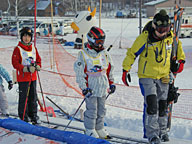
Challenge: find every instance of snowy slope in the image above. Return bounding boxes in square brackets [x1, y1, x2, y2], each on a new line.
[0, 18, 191, 143]
[38, 113, 192, 144]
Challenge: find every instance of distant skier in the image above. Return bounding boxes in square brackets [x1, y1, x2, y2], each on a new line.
[48, 24, 52, 34]
[122, 10, 185, 144]
[0, 64, 13, 116]
[11, 27, 41, 124]
[74, 26, 116, 139]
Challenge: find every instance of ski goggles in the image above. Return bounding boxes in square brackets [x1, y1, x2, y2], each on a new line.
[87, 34, 105, 46]
[95, 39, 105, 45]
[155, 25, 171, 34]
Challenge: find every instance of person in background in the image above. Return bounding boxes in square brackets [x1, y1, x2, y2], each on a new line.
[122, 10, 185, 144]
[12, 27, 41, 124]
[74, 26, 116, 139]
[0, 64, 13, 116]
[48, 24, 52, 34]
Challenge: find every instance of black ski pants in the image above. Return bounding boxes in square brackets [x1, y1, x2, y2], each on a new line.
[18, 80, 38, 121]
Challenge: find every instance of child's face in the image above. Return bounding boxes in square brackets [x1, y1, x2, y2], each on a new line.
[22, 34, 31, 44]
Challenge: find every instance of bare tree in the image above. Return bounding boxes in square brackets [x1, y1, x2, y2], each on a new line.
[8, 0, 30, 16]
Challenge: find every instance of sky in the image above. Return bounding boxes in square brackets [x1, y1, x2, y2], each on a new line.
[0, 17, 192, 144]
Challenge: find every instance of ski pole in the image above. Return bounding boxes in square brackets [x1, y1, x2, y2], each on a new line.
[46, 96, 70, 116]
[46, 96, 83, 122]
[64, 98, 86, 131]
[22, 80, 31, 121]
[37, 71, 49, 124]
[37, 98, 45, 111]
[106, 93, 111, 100]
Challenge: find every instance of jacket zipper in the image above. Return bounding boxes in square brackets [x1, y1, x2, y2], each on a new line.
[143, 61, 147, 74]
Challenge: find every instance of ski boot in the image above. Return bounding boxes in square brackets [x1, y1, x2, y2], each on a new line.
[149, 136, 161, 144]
[23, 117, 29, 122]
[96, 128, 112, 139]
[0, 113, 9, 118]
[30, 116, 41, 125]
[85, 129, 99, 138]
[160, 133, 169, 142]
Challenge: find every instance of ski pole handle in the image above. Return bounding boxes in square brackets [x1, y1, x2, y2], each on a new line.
[107, 45, 113, 51]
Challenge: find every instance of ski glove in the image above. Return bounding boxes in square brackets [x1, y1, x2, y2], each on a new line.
[8, 81, 13, 90]
[23, 66, 36, 73]
[36, 65, 41, 71]
[167, 84, 180, 104]
[109, 84, 116, 94]
[172, 60, 185, 74]
[82, 88, 92, 98]
[122, 69, 131, 86]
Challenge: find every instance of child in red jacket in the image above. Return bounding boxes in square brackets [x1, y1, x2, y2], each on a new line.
[12, 27, 41, 124]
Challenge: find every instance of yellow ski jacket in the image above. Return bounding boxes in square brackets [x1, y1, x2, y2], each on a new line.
[122, 31, 185, 79]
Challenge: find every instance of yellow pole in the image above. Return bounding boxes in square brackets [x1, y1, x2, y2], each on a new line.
[50, 0, 55, 70]
[99, 0, 102, 28]
[48, 34, 52, 69]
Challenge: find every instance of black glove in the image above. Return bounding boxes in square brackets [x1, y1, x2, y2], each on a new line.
[167, 84, 180, 104]
[109, 84, 116, 94]
[8, 81, 13, 90]
[82, 88, 92, 98]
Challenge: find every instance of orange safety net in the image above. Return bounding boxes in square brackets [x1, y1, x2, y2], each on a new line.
[49, 36, 192, 121]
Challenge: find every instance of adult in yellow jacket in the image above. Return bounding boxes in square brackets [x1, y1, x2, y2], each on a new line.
[122, 10, 185, 144]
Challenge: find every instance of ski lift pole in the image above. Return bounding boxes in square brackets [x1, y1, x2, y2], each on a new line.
[64, 98, 86, 131]
[34, 0, 37, 47]
[99, 0, 102, 28]
[50, 0, 55, 70]
[37, 71, 49, 124]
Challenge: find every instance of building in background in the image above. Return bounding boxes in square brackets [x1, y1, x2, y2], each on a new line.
[144, 0, 192, 17]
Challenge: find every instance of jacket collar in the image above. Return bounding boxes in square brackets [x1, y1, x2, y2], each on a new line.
[18, 41, 32, 51]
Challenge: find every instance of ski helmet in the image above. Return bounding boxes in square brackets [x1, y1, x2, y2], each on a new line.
[87, 26, 105, 52]
[20, 27, 33, 41]
[153, 9, 171, 34]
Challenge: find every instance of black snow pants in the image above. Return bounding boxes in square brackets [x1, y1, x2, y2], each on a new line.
[18, 80, 38, 121]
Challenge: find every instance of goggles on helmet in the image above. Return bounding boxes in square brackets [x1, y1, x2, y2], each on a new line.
[155, 25, 170, 34]
[87, 34, 105, 47]
[95, 39, 105, 45]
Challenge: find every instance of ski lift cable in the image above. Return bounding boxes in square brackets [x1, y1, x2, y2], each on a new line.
[110, 20, 131, 47]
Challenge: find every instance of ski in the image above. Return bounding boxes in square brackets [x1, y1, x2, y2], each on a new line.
[46, 96, 83, 122]
[167, 5, 184, 131]
[7, 113, 60, 129]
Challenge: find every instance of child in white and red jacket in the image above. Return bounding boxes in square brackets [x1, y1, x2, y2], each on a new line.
[74, 26, 116, 139]
[12, 27, 41, 124]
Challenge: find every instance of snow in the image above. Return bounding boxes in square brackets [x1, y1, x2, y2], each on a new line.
[0, 18, 192, 143]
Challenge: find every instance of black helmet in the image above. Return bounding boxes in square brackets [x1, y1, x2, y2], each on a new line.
[20, 27, 33, 41]
[153, 9, 171, 33]
[87, 26, 105, 52]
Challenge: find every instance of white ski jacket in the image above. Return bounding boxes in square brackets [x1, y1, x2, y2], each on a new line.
[74, 44, 114, 97]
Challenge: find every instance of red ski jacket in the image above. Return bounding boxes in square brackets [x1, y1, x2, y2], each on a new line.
[12, 42, 41, 82]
